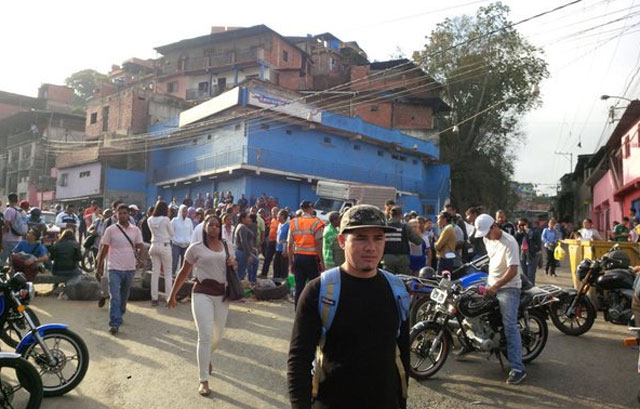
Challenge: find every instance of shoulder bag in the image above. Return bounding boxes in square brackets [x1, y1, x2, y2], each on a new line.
[115, 224, 142, 268]
[223, 241, 243, 301]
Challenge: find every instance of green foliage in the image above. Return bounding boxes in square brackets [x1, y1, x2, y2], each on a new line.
[64, 69, 109, 111]
[413, 2, 548, 213]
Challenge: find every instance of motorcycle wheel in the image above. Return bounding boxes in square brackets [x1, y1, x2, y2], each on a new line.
[22, 328, 89, 397]
[519, 309, 548, 363]
[0, 356, 43, 409]
[410, 295, 436, 327]
[408, 322, 451, 380]
[0, 308, 41, 349]
[550, 295, 596, 336]
[80, 250, 95, 272]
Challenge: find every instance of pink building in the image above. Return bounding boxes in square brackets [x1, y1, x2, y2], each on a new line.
[589, 101, 640, 238]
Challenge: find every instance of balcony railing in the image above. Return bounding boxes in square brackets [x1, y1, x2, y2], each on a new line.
[186, 88, 211, 101]
[154, 147, 245, 183]
[154, 145, 423, 192]
[160, 48, 259, 75]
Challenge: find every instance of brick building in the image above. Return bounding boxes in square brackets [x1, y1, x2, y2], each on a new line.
[0, 84, 84, 206]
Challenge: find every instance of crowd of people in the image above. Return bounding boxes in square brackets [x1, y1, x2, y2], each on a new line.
[2, 190, 626, 406]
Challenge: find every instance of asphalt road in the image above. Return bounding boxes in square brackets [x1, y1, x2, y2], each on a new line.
[20, 268, 640, 409]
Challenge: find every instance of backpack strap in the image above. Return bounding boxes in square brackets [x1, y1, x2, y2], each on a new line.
[312, 267, 341, 399]
[380, 269, 410, 399]
[318, 267, 341, 345]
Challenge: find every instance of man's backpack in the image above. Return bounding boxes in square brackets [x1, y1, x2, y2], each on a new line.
[10, 207, 29, 237]
[312, 267, 410, 399]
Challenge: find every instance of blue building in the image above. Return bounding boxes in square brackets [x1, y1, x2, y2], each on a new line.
[148, 81, 450, 218]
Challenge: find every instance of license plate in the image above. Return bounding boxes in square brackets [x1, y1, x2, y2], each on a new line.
[430, 288, 447, 304]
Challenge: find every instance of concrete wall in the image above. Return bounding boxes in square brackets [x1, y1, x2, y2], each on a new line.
[592, 170, 623, 234]
[621, 119, 640, 186]
[56, 162, 102, 199]
[151, 122, 245, 183]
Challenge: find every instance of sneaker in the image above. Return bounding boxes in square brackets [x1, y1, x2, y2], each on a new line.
[98, 297, 107, 308]
[109, 326, 118, 335]
[506, 370, 526, 385]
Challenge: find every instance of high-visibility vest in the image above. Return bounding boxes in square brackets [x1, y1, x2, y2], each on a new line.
[290, 216, 323, 255]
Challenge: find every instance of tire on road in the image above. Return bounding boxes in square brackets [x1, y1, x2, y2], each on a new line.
[550, 294, 596, 336]
[253, 282, 290, 301]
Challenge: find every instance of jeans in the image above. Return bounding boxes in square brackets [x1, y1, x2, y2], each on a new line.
[150, 244, 173, 302]
[544, 248, 556, 275]
[273, 251, 289, 280]
[108, 269, 135, 328]
[293, 254, 320, 308]
[261, 241, 276, 276]
[521, 252, 540, 285]
[0, 241, 19, 268]
[496, 287, 525, 373]
[235, 250, 259, 283]
[192, 293, 229, 382]
[172, 244, 188, 275]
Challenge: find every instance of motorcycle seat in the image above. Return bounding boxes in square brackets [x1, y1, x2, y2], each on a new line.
[520, 286, 547, 307]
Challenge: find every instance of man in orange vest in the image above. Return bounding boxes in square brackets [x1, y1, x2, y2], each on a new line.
[288, 200, 324, 307]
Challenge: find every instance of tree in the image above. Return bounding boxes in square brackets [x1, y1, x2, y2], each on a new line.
[64, 69, 109, 111]
[413, 2, 548, 213]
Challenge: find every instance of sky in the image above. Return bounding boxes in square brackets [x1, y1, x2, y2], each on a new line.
[2, 0, 639, 195]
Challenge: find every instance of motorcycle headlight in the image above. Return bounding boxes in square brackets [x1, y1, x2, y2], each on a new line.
[21, 283, 35, 302]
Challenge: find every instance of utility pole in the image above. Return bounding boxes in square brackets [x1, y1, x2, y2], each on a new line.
[554, 151, 573, 173]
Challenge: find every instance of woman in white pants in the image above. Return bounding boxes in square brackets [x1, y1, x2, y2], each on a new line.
[147, 201, 174, 307]
[169, 215, 236, 397]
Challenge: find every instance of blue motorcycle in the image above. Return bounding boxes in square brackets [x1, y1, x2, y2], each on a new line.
[399, 255, 489, 327]
[0, 273, 89, 397]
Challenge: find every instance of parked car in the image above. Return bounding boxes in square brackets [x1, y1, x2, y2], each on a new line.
[41, 211, 60, 248]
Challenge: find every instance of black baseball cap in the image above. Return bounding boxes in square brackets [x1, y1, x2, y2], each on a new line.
[300, 200, 314, 209]
[340, 205, 396, 234]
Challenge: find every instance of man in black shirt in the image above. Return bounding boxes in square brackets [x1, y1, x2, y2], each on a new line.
[288, 205, 410, 409]
[496, 209, 516, 236]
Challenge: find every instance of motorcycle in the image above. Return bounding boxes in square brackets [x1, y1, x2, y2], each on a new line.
[0, 273, 89, 397]
[0, 271, 40, 349]
[408, 276, 557, 380]
[623, 327, 640, 404]
[0, 352, 43, 409]
[399, 255, 490, 327]
[550, 246, 634, 336]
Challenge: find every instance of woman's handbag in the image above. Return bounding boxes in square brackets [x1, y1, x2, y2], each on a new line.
[223, 241, 243, 301]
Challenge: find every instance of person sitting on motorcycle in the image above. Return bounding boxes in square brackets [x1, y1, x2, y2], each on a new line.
[11, 229, 49, 275]
[26, 208, 47, 237]
[474, 214, 526, 385]
[49, 229, 82, 280]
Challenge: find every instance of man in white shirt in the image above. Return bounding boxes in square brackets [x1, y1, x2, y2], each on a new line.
[475, 214, 526, 385]
[171, 204, 193, 275]
[578, 218, 602, 241]
[55, 204, 80, 231]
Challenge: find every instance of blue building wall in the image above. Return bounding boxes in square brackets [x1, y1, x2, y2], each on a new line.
[104, 168, 146, 192]
[246, 119, 425, 192]
[144, 86, 449, 217]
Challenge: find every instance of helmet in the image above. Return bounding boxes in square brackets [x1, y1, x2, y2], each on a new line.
[577, 259, 592, 281]
[419, 266, 436, 279]
[29, 207, 41, 217]
[604, 250, 630, 270]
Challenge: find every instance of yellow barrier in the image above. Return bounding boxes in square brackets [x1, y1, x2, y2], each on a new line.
[562, 239, 640, 289]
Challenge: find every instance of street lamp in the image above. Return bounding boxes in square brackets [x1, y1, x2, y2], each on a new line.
[600, 95, 634, 102]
